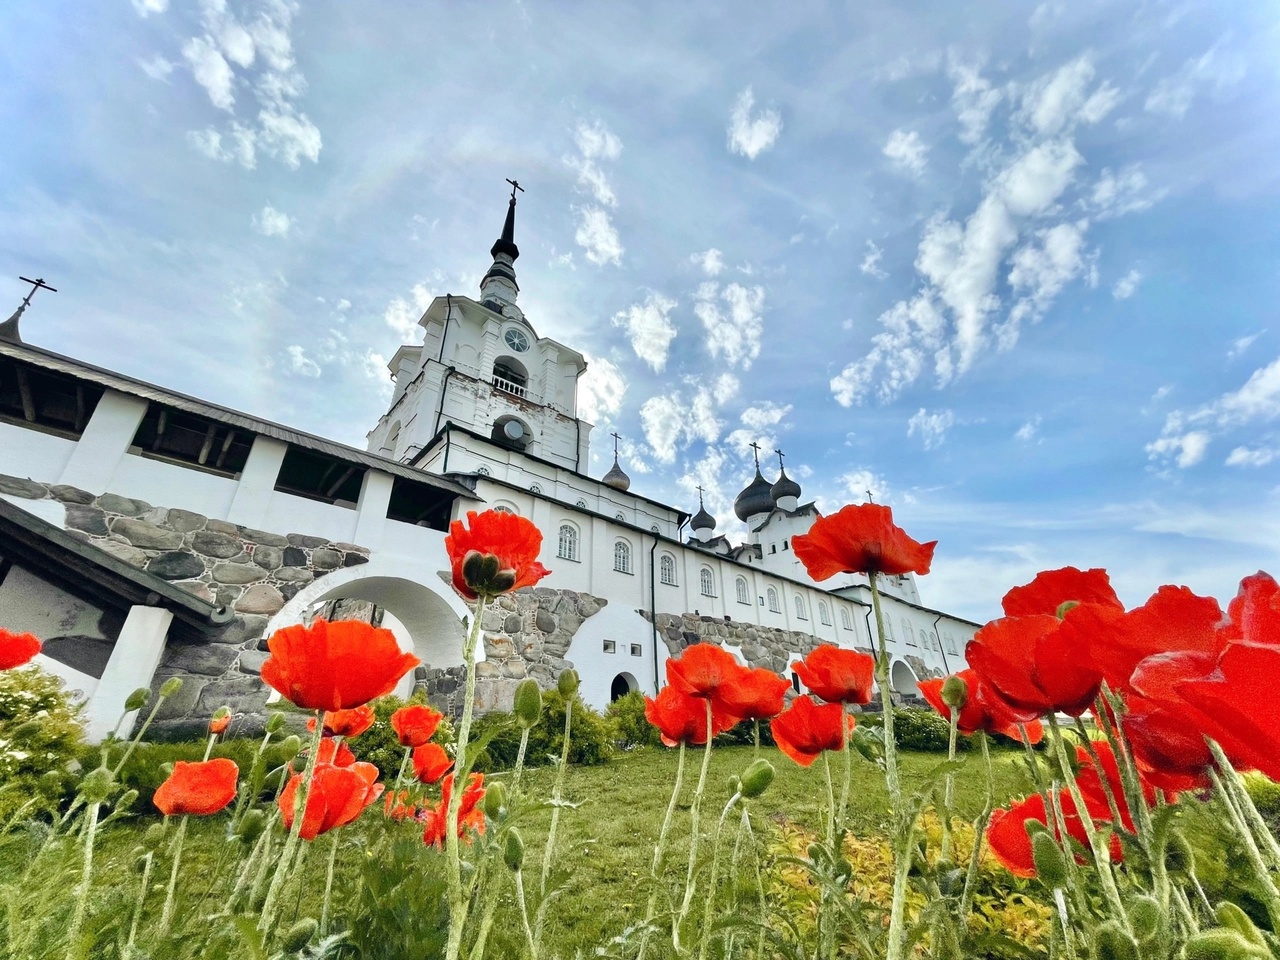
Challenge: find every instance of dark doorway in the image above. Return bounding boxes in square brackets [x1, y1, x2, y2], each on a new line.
[610, 672, 637, 701]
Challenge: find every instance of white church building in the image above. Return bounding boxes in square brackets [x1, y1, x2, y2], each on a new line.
[0, 192, 979, 741]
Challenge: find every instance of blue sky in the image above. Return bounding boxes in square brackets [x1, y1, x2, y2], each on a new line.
[2, 0, 1278, 622]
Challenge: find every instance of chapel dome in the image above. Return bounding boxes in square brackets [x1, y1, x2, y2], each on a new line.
[602, 459, 631, 492]
[770, 468, 802, 504]
[690, 504, 716, 532]
[733, 469, 776, 521]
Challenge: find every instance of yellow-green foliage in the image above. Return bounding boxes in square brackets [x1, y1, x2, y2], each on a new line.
[0, 664, 86, 822]
[765, 812, 1051, 954]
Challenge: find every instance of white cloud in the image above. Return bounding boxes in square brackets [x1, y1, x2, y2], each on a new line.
[997, 139, 1083, 217]
[1088, 166, 1160, 219]
[907, 408, 955, 449]
[1005, 219, 1091, 341]
[691, 248, 724, 277]
[1016, 55, 1118, 137]
[335, 299, 351, 312]
[1228, 332, 1262, 359]
[830, 293, 946, 407]
[284, 345, 320, 377]
[612, 292, 678, 372]
[567, 120, 622, 207]
[131, 0, 168, 16]
[947, 58, 1002, 145]
[741, 402, 792, 432]
[1146, 44, 1247, 119]
[574, 206, 623, 266]
[840, 470, 890, 504]
[860, 241, 887, 279]
[1216, 356, 1280, 425]
[1226, 446, 1276, 468]
[578, 354, 627, 425]
[727, 87, 782, 160]
[640, 394, 684, 463]
[1015, 416, 1041, 441]
[384, 283, 433, 341]
[361, 350, 393, 399]
[883, 129, 928, 175]
[1146, 430, 1210, 468]
[695, 281, 765, 370]
[258, 107, 322, 168]
[1112, 269, 1142, 300]
[138, 55, 176, 82]
[183, 36, 236, 111]
[254, 204, 291, 237]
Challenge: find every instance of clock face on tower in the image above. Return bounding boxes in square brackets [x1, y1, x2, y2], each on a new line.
[503, 328, 529, 352]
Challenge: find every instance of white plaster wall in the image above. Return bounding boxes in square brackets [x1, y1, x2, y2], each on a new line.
[32, 654, 98, 701]
[566, 604, 660, 709]
[107, 453, 239, 518]
[1, 494, 65, 527]
[378, 516, 452, 562]
[0, 423, 77, 481]
[262, 491, 358, 544]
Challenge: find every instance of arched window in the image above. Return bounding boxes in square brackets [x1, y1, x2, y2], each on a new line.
[615, 511, 626, 521]
[699, 567, 715, 597]
[883, 617, 896, 642]
[901, 618, 916, 646]
[557, 524, 579, 562]
[818, 601, 831, 626]
[659, 554, 677, 586]
[794, 596, 807, 620]
[493, 504, 515, 514]
[614, 540, 632, 574]
[767, 587, 780, 613]
[575, 498, 588, 508]
[492, 356, 529, 397]
[945, 631, 957, 654]
[735, 577, 750, 605]
[840, 606, 853, 630]
[529, 483, 542, 494]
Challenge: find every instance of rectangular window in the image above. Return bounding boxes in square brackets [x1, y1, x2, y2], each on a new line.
[630, 643, 642, 657]
[603, 640, 616, 654]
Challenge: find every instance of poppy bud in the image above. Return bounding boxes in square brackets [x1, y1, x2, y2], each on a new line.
[158, 762, 175, 779]
[941, 675, 969, 709]
[278, 735, 303, 760]
[1165, 829, 1195, 875]
[461, 551, 518, 598]
[81, 767, 116, 803]
[143, 823, 166, 847]
[133, 850, 152, 875]
[265, 711, 286, 733]
[1031, 830, 1068, 889]
[125, 687, 151, 712]
[483, 782, 508, 819]
[1182, 929, 1270, 960]
[236, 809, 268, 844]
[514, 679, 543, 728]
[558, 669, 580, 698]
[1215, 903, 1268, 948]
[1093, 920, 1139, 960]
[739, 759, 775, 799]
[1128, 895, 1161, 942]
[159, 677, 184, 698]
[113, 790, 139, 816]
[505, 828, 525, 871]
[727, 775, 741, 795]
[281, 918, 318, 952]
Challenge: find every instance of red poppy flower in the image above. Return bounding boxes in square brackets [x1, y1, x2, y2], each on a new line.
[308, 704, 376, 739]
[383, 789, 420, 821]
[916, 669, 1043, 743]
[644, 685, 740, 747]
[716, 667, 790, 721]
[315, 737, 357, 768]
[791, 503, 936, 580]
[391, 704, 443, 748]
[1121, 698, 1213, 792]
[445, 510, 550, 601]
[279, 760, 384, 840]
[666, 643, 749, 722]
[261, 619, 419, 711]
[966, 609, 1104, 717]
[1175, 642, 1280, 782]
[1086, 585, 1225, 694]
[413, 742, 453, 784]
[1220, 572, 1280, 646]
[153, 759, 239, 817]
[0, 629, 41, 671]
[1000, 567, 1123, 618]
[1074, 741, 1163, 832]
[771, 695, 847, 768]
[209, 713, 231, 736]
[422, 772, 486, 848]
[792, 645, 876, 705]
[987, 787, 1122, 879]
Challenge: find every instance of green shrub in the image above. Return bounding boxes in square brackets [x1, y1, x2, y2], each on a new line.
[471, 690, 613, 771]
[0, 664, 86, 822]
[605, 691, 661, 749]
[858, 708, 970, 752]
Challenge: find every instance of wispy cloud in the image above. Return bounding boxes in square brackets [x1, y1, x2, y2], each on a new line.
[1146, 42, 1247, 119]
[567, 119, 624, 266]
[860, 241, 887, 279]
[612, 292, 678, 372]
[695, 281, 765, 370]
[883, 129, 928, 175]
[1112, 269, 1142, 299]
[727, 87, 782, 160]
[1147, 355, 1280, 468]
[691, 248, 724, 277]
[907, 408, 955, 449]
[254, 204, 291, 237]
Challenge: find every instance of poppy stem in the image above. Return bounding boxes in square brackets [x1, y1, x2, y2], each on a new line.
[259, 711, 325, 933]
[514, 867, 539, 960]
[445, 600, 487, 960]
[674, 701, 716, 949]
[638, 741, 687, 960]
[320, 833, 339, 936]
[822, 751, 836, 845]
[512, 725, 532, 796]
[958, 732, 993, 924]
[1045, 714, 1131, 931]
[1207, 765, 1280, 928]
[159, 814, 189, 933]
[125, 850, 153, 957]
[867, 573, 900, 805]
[1071, 718, 1125, 834]
[64, 799, 100, 959]
[697, 789, 743, 960]
[837, 705, 853, 829]
[941, 706, 959, 864]
[1206, 738, 1280, 872]
[1092, 690, 1153, 843]
[539, 693, 574, 898]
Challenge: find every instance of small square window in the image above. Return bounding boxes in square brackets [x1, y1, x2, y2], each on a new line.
[603, 640, 616, 654]
[630, 643, 642, 657]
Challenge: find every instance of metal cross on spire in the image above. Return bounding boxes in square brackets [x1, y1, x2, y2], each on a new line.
[505, 178, 524, 201]
[18, 276, 56, 307]
[748, 441, 761, 468]
[774, 448, 785, 471]
[610, 431, 622, 460]
[696, 484, 705, 506]
[1, 276, 56, 343]
[866, 489, 875, 504]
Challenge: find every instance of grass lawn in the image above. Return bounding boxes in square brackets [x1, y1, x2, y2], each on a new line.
[3, 743, 1035, 958]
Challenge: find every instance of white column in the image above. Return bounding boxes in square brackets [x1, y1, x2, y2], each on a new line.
[84, 605, 173, 742]
[58, 390, 148, 494]
[226, 436, 288, 527]
[352, 470, 394, 549]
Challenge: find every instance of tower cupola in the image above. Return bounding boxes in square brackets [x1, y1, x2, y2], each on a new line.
[690, 486, 717, 543]
[479, 180, 522, 310]
[770, 450, 802, 511]
[733, 443, 776, 523]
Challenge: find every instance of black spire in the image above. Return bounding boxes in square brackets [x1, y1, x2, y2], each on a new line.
[489, 194, 520, 263]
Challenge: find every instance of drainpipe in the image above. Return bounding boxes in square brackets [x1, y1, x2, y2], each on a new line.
[649, 534, 660, 695]
[432, 368, 456, 438]
[573, 365, 586, 472]
[437, 295, 453, 363]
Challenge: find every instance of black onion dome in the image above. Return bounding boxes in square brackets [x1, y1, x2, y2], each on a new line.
[602, 460, 631, 491]
[733, 469, 776, 521]
[690, 503, 716, 531]
[770, 467, 802, 503]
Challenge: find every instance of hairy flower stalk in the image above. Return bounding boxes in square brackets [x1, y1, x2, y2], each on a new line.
[65, 799, 101, 958]
[675, 701, 717, 950]
[1206, 739, 1280, 872]
[125, 851, 153, 957]
[159, 814, 190, 933]
[940, 704, 959, 864]
[638, 741, 687, 960]
[444, 604, 486, 960]
[539, 684, 574, 896]
[1207, 765, 1280, 929]
[959, 732, 994, 923]
[259, 712, 325, 932]
[697, 787, 744, 960]
[320, 834, 339, 935]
